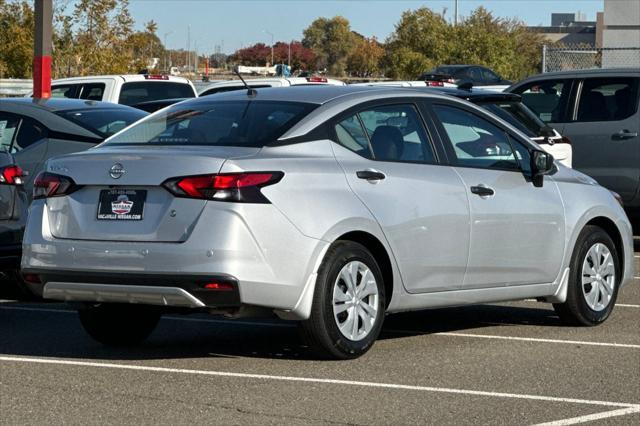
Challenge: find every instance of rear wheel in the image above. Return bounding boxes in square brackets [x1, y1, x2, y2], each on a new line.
[300, 241, 385, 359]
[78, 303, 161, 346]
[553, 226, 620, 326]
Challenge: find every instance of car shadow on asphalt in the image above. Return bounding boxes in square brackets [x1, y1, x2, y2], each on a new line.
[0, 301, 561, 362]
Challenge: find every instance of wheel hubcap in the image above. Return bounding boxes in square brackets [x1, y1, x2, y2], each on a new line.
[581, 243, 615, 312]
[332, 261, 379, 341]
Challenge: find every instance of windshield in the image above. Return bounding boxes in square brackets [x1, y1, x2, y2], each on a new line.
[478, 102, 544, 138]
[56, 108, 148, 138]
[103, 100, 317, 147]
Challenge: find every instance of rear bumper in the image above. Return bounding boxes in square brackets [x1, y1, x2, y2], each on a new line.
[26, 270, 241, 309]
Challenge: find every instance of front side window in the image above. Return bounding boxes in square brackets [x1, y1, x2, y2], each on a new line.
[104, 100, 316, 147]
[118, 82, 196, 106]
[479, 102, 543, 138]
[335, 104, 435, 163]
[0, 114, 19, 152]
[79, 83, 106, 101]
[481, 68, 500, 83]
[433, 104, 521, 171]
[576, 77, 639, 122]
[512, 79, 570, 123]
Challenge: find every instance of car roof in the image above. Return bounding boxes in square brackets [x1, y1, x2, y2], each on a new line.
[425, 87, 522, 102]
[0, 97, 141, 112]
[515, 68, 640, 82]
[52, 74, 192, 84]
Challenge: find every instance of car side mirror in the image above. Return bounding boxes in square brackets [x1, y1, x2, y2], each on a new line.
[531, 149, 554, 187]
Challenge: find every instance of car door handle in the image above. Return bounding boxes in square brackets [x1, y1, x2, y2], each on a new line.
[612, 130, 638, 140]
[356, 170, 386, 181]
[470, 185, 495, 197]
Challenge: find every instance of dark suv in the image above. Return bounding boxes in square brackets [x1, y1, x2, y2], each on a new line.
[508, 68, 640, 220]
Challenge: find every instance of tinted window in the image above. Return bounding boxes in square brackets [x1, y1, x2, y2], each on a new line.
[79, 83, 106, 101]
[481, 68, 500, 83]
[577, 77, 639, 122]
[479, 102, 543, 138]
[0, 115, 19, 152]
[513, 79, 570, 123]
[55, 108, 148, 138]
[51, 84, 79, 99]
[105, 100, 316, 147]
[433, 105, 520, 171]
[118, 82, 196, 106]
[357, 104, 435, 163]
[335, 115, 372, 158]
[13, 117, 47, 152]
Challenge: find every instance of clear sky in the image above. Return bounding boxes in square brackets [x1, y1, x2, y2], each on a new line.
[126, 0, 604, 54]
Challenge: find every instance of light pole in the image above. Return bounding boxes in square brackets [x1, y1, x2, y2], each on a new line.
[264, 29, 274, 66]
[454, 0, 458, 26]
[163, 31, 172, 72]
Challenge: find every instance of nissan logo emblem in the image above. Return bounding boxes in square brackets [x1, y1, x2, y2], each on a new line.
[109, 163, 125, 179]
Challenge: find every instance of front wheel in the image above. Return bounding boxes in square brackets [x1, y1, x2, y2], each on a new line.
[553, 225, 620, 326]
[78, 303, 161, 346]
[300, 241, 386, 360]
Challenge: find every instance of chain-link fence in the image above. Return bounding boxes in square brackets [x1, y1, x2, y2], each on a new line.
[542, 45, 640, 73]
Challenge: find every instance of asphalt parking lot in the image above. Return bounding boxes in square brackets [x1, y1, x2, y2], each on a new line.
[0, 238, 638, 425]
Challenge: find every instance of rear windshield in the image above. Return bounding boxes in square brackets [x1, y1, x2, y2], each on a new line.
[478, 102, 544, 138]
[118, 82, 196, 106]
[103, 100, 317, 147]
[56, 108, 148, 138]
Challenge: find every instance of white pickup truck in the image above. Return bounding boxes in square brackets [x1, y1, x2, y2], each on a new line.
[35, 74, 197, 106]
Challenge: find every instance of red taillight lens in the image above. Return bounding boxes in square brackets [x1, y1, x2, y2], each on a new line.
[306, 76, 328, 83]
[144, 75, 169, 80]
[425, 81, 444, 87]
[164, 172, 283, 203]
[203, 282, 234, 291]
[33, 172, 78, 199]
[0, 165, 24, 185]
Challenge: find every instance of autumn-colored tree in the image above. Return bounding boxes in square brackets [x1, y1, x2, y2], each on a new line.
[302, 16, 356, 76]
[0, 0, 34, 78]
[347, 37, 384, 77]
[272, 41, 316, 71]
[231, 43, 271, 66]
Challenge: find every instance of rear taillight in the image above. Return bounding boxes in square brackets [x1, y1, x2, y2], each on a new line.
[0, 165, 24, 185]
[425, 81, 444, 87]
[163, 172, 283, 203]
[306, 76, 328, 83]
[33, 172, 78, 199]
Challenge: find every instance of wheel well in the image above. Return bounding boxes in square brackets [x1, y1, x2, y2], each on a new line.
[585, 217, 624, 272]
[336, 231, 394, 307]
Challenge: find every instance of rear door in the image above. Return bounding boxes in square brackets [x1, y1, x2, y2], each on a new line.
[561, 76, 640, 201]
[429, 102, 565, 288]
[331, 100, 470, 293]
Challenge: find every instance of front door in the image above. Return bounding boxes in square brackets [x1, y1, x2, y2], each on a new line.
[331, 102, 470, 293]
[430, 103, 565, 289]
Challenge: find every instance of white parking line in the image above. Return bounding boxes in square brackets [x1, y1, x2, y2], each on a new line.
[0, 355, 638, 412]
[535, 406, 640, 426]
[1, 306, 638, 349]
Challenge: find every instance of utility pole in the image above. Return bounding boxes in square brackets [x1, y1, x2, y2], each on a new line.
[163, 31, 172, 72]
[454, 0, 458, 26]
[34, 0, 53, 98]
[288, 41, 292, 67]
[194, 40, 198, 77]
[264, 30, 274, 66]
[187, 25, 191, 74]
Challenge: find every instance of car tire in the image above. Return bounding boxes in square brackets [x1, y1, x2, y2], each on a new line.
[300, 241, 386, 360]
[553, 225, 620, 326]
[78, 303, 161, 346]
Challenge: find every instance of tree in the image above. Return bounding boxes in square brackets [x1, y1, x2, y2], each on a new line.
[127, 20, 165, 72]
[302, 16, 356, 76]
[272, 41, 316, 71]
[347, 37, 384, 77]
[0, 0, 34, 78]
[231, 43, 271, 66]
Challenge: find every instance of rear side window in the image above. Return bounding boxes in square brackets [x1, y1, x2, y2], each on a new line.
[433, 105, 521, 171]
[334, 104, 435, 163]
[105, 100, 316, 147]
[13, 117, 47, 152]
[118, 82, 196, 106]
[576, 77, 639, 122]
[513, 79, 570, 123]
[51, 84, 79, 99]
[79, 83, 106, 101]
[0, 115, 19, 152]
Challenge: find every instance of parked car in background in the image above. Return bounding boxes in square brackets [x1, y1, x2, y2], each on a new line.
[21, 87, 634, 359]
[0, 98, 147, 296]
[351, 82, 571, 166]
[420, 65, 512, 91]
[30, 74, 197, 106]
[508, 68, 640, 219]
[198, 76, 345, 96]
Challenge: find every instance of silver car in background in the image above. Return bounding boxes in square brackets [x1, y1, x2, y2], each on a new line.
[22, 86, 635, 359]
